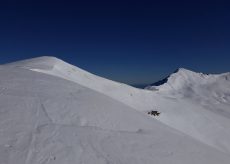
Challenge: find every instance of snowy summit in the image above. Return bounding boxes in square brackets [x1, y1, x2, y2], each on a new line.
[1, 56, 230, 164]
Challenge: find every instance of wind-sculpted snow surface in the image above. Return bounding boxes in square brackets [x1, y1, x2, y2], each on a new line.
[146, 68, 230, 154]
[1, 56, 230, 163]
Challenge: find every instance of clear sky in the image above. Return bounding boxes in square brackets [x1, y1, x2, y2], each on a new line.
[0, 0, 230, 85]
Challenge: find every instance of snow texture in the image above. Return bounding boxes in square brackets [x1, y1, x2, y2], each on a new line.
[1, 56, 230, 164]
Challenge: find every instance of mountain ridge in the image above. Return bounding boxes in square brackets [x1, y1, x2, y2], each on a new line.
[5, 56, 230, 89]
[2, 57, 230, 163]
[146, 67, 230, 91]
[1, 56, 230, 157]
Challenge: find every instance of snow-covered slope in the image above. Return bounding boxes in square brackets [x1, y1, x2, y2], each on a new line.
[4, 56, 155, 111]
[146, 68, 230, 94]
[1, 56, 230, 163]
[145, 68, 230, 154]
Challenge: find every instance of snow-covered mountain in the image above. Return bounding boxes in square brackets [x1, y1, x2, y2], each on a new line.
[145, 68, 230, 154]
[146, 68, 230, 94]
[1, 56, 230, 164]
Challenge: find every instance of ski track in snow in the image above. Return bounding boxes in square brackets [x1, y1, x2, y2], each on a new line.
[1, 56, 230, 164]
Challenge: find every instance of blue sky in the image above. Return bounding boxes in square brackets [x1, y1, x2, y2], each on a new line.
[0, 0, 230, 85]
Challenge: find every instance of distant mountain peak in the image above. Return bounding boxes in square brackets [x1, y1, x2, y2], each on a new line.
[146, 67, 230, 91]
[173, 68, 193, 73]
[32, 56, 60, 61]
[146, 68, 194, 88]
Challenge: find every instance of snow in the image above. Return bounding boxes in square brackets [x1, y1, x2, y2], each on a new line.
[1, 56, 230, 163]
[145, 68, 230, 154]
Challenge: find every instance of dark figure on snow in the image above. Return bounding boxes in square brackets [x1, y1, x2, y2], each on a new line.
[148, 111, 160, 116]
